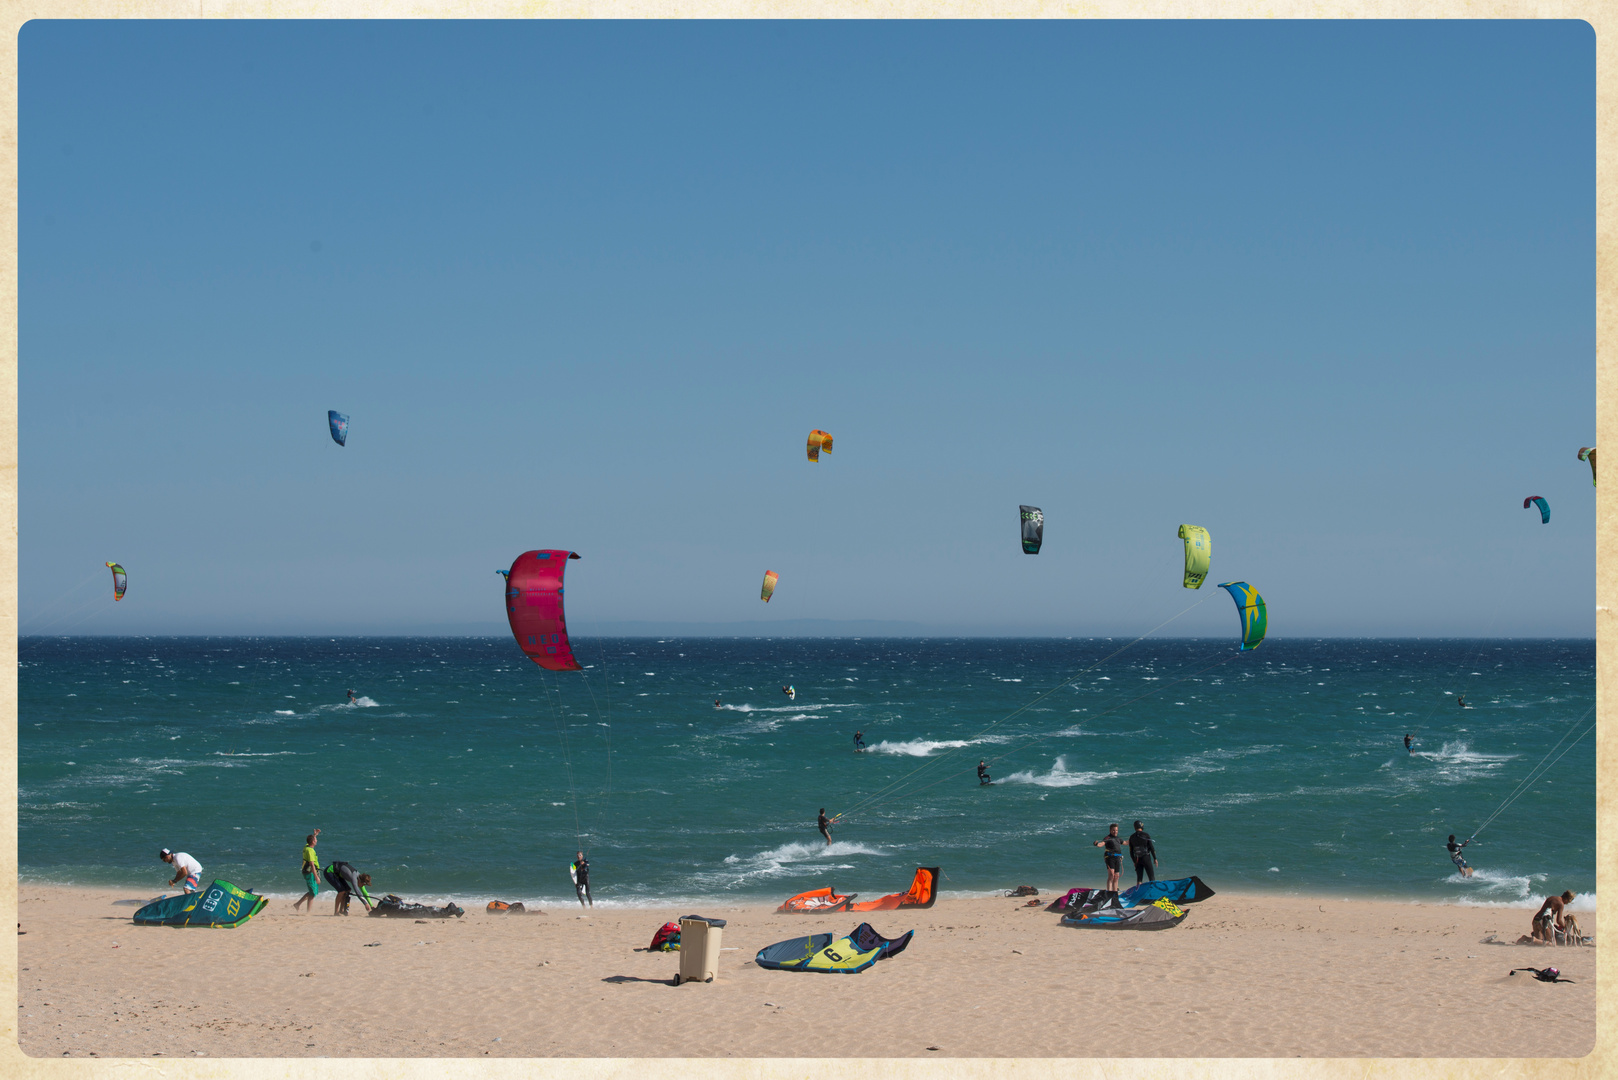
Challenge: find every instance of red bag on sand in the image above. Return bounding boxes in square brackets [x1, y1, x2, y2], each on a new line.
[649, 922, 681, 951]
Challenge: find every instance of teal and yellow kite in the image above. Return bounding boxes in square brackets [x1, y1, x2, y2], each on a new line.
[1218, 581, 1266, 650]
[1177, 525, 1210, 589]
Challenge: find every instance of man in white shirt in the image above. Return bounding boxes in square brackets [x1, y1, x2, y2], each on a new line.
[159, 848, 203, 893]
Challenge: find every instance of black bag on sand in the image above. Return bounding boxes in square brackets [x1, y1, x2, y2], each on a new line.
[370, 895, 465, 919]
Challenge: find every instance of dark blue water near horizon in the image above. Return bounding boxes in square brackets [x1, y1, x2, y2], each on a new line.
[18, 636, 1595, 911]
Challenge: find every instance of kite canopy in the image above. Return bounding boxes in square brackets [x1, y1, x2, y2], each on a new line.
[132, 880, 267, 928]
[504, 550, 582, 671]
[328, 410, 349, 446]
[847, 867, 938, 912]
[1524, 496, 1550, 524]
[105, 562, 127, 601]
[1020, 506, 1044, 554]
[1218, 581, 1267, 651]
[1579, 446, 1596, 486]
[807, 430, 833, 462]
[1061, 897, 1189, 930]
[776, 887, 856, 914]
[755, 923, 914, 973]
[1177, 524, 1210, 589]
[1117, 876, 1215, 907]
[761, 571, 779, 603]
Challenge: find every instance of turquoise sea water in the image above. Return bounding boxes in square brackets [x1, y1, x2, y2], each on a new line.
[18, 636, 1595, 910]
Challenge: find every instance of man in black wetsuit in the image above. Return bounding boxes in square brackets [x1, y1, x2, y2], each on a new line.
[854, 731, 866, 751]
[977, 761, 991, 785]
[1128, 821, 1158, 884]
[1404, 733, 1413, 754]
[573, 851, 592, 907]
[1093, 823, 1126, 891]
[322, 861, 375, 915]
[817, 808, 833, 846]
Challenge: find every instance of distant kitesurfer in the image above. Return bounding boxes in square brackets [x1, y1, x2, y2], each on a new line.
[159, 848, 203, 894]
[572, 852, 592, 907]
[977, 760, 991, 785]
[1128, 821, 1158, 884]
[347, 689, 356, 704]
[1446, 834, 1474, 878]
[1458, 694, 1468, 708]
[1404, 733, 1413, 754]
[293, 830, 322, 913]
[1093, 824, 1125, 891]
[714, 698, 721, 709]
[817, 808, 833, 846]
[854, 731, 866, 751]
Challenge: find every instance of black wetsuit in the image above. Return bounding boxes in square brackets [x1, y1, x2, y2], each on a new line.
[322, 861, 370, 909]
[1128, 829, 1157, 884]
[573, 857, 592, 906]
[1446, 840, 1469, 870]
[977, 764, 991, 785]
[1098, 834, 1125, 870]
[817, 812, 832, 844]
[1404, 735, 1413, 753]
[854, 733, 865, 751]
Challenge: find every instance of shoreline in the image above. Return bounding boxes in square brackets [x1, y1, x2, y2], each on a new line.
[17, 883, 1596, 1058]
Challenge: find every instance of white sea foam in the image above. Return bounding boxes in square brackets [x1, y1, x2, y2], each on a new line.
[1000, 756, 1119, 788]
[274, 710, 295, 715]
[705, 840, 885, 886]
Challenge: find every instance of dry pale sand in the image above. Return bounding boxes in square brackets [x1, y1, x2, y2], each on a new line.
[10, 885, 1598, 1060]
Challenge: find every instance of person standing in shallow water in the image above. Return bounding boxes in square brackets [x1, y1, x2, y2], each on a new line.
[817, 808, 833, 846]
[1093, 824, 1125, 891]
[572, 851, 592, 907]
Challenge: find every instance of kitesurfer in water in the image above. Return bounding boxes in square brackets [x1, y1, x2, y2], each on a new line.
[1404, 733, 1413, 754]
[1128, 821, 1158, 884]
[1458, 694, 1469, 708]
[572, 851, 592, 907]
[783, 685, 796, 701]
[1093, 824, 1125, 891]
[347, 689, 356, 704]
[1446, 834, 1474, 878]
[817, 808, 833, 846]
[714, 698, 721, 709]
[854, 731, 866, 752]
[977, 760, 991, 785]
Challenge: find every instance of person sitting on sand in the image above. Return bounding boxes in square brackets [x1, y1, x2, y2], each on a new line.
[977, 760, 991, 785]
[1093, 824, 1125, 891]
[1531, 891, 1576, 944]
[293, 830, 322, 913]
[1446, 834, 1474, 878]
[322, 861, 374, 915]
[159, 848, 203, 894]
[817, 808, 833, 846]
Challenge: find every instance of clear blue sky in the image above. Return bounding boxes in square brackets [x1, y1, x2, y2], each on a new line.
[20, 19, 1595, 637]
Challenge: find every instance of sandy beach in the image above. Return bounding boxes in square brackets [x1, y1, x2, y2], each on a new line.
[11, 885, 1596, 1060]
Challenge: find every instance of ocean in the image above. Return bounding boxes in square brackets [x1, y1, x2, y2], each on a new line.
[18, 636, 1596, 911]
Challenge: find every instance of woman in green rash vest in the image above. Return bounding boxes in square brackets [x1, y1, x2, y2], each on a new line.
[293, 829, 322, 913]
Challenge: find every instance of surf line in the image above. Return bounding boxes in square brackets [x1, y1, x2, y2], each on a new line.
[829, 591, 1217, 826]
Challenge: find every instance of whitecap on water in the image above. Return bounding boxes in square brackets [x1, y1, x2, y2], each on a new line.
[1000, 756, 1119, 788]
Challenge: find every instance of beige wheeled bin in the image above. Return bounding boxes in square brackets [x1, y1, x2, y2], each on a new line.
[676, 916, 726, 984]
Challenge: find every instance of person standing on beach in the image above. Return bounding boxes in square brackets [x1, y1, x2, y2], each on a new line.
[817, 808, 833, 846]
[293, 830, 322, 913]
[159, 848, 203, 893]
[572, 852, 593, 907]
[1128, 821, 1158, 884]
[1446, 834, 1474, 878]
[1092, 824, 1125, 891]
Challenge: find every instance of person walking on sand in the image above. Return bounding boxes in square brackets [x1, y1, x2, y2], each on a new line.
[1128, 821, 1158, 884]
[572, 851, 593, 907]
[1446, 834, 1474, 878]
[159, 848, 203, 894]
[293, 830, 322, 913]
[817, 808, 834, 846]
[1093, 824, 1126, 891]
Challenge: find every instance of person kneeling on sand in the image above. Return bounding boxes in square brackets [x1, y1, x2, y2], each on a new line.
[1531, 891, 1575, 944]
[323, 861, 374, 915]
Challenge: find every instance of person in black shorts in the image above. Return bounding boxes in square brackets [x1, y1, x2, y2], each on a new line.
[817, 808, 833, 846]
[572, 851, 593, 907]
[854, 731, 866, 751]
[322, 860, 374, 915]
[1404, 733, 1413, 754]
[1128, 820, 1157, 884]
[1093, 823, 1125, 890]
[977, 760, 991, 785]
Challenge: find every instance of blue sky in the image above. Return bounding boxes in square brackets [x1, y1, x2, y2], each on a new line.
[20, 19, 1595, 637]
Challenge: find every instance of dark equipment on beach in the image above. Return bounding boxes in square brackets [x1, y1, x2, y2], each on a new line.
[486, 900, 528, 914]
[370, 895, 465, 919]
[1511, 967, 1575, 983]
[1062, 898, 1189, 930]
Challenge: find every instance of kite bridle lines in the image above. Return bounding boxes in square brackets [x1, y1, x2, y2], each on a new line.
[1467, 704, 1596, 843]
